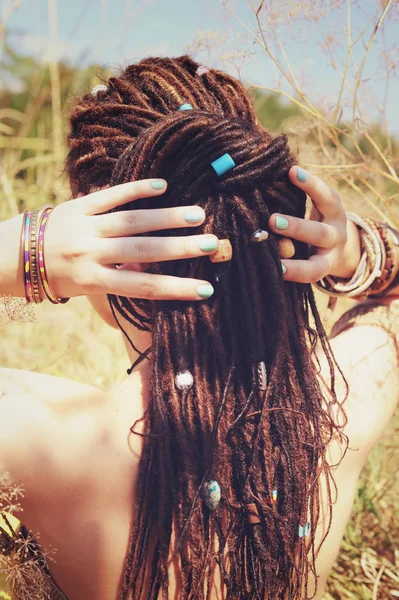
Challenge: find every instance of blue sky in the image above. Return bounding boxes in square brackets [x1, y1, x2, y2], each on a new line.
[3, 0, 399, 132]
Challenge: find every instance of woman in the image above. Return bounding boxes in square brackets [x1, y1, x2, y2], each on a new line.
[0, 56, 398, 600]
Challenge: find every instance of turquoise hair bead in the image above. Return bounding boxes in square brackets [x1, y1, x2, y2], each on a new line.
[203, 480, 221, 511]
[179, 103, 193, 111]
[298, 524, 304, 538]
[211, 153, 236, 177]
[305, 522, 311, 537]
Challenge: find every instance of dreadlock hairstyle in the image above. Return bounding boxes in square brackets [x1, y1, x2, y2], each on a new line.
[66, 56, 348, 600]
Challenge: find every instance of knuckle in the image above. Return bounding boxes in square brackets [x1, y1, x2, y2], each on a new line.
[337, 226, 347, 245]
[166, 208, 178, 228]
[182, 236, 192, 257]
[59, 237, 86, 262]
[133, 239, 152, 260]
[322, 225, 337, 248]
[74, 268, 101, 294]
[309, 271, 322, 284]
[290, 218, 301, 238]
[124, 211, 140, 231]
[331, 189, 345, 214]
[137, 280, 156, 299]
[178, 282, 193, 300]
[331, 188, 341, 205]
[296, 262, 322, 284]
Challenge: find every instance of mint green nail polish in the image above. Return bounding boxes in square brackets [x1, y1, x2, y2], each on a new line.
[151, 180, 165, 190]
[282, 264, 287, 275]
[200, 237, 218, 252]
[197, 284, 214, 298]
[297, 167, 308, 182]
[184, 210, 203, 223]
[276, 216, 289, 230]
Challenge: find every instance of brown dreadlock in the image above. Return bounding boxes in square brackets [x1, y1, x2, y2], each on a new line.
[66, 55, 348, 600]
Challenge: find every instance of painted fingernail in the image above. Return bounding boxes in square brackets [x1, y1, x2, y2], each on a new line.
[151, 180, 166, 190]
[197, 284, 214, 298]
[297, 167, 308, 182]
[282, 264, 287, 275]
[200, 237, 218, 252]
[184, 209, 204, 223]
[276, 216, 289, 230]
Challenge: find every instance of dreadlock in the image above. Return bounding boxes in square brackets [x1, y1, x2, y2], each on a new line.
[66, 55, 348, 600]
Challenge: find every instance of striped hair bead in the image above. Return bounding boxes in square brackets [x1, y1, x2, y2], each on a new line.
[257, 362, 267, 391]
[299, 522, 311, 538]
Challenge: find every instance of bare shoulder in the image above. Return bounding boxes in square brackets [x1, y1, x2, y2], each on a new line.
[0, 368, 107, 493]
[327, 319, 399, 455]
[309, 314, 399, 599]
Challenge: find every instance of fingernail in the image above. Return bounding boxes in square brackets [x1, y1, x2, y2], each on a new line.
[184, 209, 203, 223]
[197, 284, 214, 298]
[276, 216, 289, 230]
[200, 237, 218, 252]
[282, 264, 287, 275]
[297, 167, 308, 182]
[151, 180, 166, 190]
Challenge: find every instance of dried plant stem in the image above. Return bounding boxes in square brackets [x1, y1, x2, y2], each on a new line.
[0, 166, 18, 217]
[352, 0, 394, 122]
[47, 0, 63, 169]
[342, 176, 395, 226]
[224, 1, 398, 225]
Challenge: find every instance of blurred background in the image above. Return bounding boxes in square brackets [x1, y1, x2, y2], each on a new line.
[0, 1, 398, 598]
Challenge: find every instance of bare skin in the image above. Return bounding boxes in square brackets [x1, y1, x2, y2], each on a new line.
[0, 169, 398, 599]
[1, 306, 398, 600]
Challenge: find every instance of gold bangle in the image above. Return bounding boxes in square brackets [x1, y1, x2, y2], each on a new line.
[29, 210, 43, 304]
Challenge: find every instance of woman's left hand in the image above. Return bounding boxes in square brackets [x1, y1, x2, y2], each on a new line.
[268, 166, 362, 283]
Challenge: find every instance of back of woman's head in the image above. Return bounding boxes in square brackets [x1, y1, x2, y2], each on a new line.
[66, 56, 346, 600]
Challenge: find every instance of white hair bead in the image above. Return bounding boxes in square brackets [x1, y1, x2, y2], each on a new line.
[91, 84, 108, 96]
[175, 370, 194, 390]
[196, 65, 210, 77]
[251, 229, 269, 243]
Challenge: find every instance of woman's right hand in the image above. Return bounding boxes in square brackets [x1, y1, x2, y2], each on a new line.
[44, 179, 216, 301]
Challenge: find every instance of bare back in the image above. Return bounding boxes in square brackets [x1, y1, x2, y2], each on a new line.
[1, 301, 398, 600]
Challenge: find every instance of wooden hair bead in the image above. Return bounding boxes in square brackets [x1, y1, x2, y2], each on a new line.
[209, 239, 232, 263]
[277, 237, 295, 259]
[246, 503, 261, 525]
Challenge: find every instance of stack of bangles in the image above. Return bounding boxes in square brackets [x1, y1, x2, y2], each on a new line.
[22, 208, 69, 304]
[21, 208, 399, 305]
[314, 213, 399, 300]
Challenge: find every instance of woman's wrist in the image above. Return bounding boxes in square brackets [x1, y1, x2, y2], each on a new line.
[328, 217, 362, 279]
[0, 214, 25, 298]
